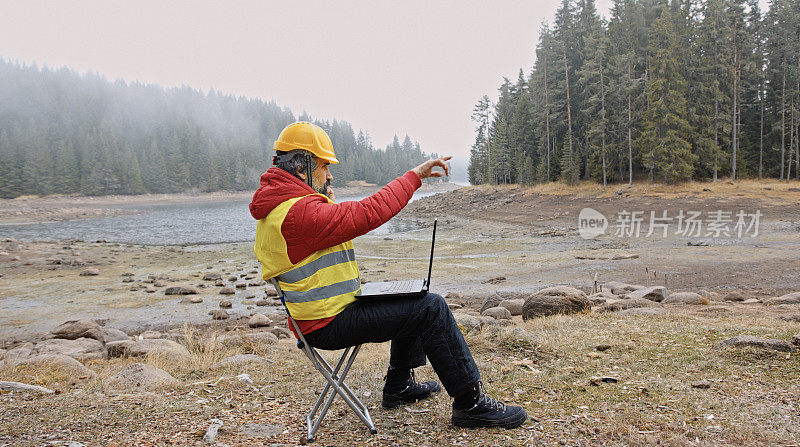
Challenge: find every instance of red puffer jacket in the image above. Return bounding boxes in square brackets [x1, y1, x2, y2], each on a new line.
[249, 167, 422, 334]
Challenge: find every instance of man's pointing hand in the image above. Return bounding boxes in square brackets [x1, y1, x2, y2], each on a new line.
[412, 156, 452, 179]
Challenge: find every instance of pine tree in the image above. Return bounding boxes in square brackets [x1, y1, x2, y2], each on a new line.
[579, 21, 612, 185]
[638, 6, 698, 183]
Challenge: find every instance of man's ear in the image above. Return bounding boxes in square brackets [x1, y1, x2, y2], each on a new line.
[296, 164, 307, 181]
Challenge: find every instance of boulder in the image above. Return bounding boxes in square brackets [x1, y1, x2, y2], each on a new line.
[723, 291, 747, 302]
[101, 328, 131, 343]
[603, 281, 645, 295]
[792, 334, 800, 348]
[3, 345, 33, 364]
[626, 286, 666, 302]
[479, 295, 502, 313]
[598, 297, 662, 312]
[139, 330, 162, 339]
[248, 313, 271, 328]
[165, 286, 198, 295]
[481, 307, 512, 320]
[51, 319, 104, 340]
[522, 286, 589, 320]
[662, 292, 709, 305]
[179, 296, 203, 304]
[33, 337, 107, 362]
[587, 291, 617, 306]
[255, 299, 269, 306]
[697, 290, 713, 300]
[454, 313, 482, 333]
[104, 363, 179, 390]
[79, 268, 100, 276]
[498, 299, 524, 316]
[219, 286, 236, 295]
[616, 307, 667, 316]
[270, 327, 292, 339]
[202, 272, 222, 281]
[209, 309, 229, 320]
[764, 292, 800, 306]
[714, 334, 795, 352]
[211, 354, 273, 370]
[17, 354, 96, 378]
[219, 300, 233, 308]
[106, 339, 191, 359]
[477, 315, 498, 326]
[445, 292, 463, 300]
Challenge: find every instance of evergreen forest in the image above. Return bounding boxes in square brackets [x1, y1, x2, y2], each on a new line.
[468, 0, 800, 185]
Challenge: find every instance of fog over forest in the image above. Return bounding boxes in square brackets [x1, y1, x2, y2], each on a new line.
[0, 60, 435, 199]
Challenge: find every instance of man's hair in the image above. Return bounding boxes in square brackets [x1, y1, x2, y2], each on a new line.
[275, 149, 317, 181]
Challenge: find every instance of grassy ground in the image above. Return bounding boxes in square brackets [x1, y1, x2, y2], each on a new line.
[2, 308, 798, 446]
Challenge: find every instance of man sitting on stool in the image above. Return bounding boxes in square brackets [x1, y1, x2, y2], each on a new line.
[250, 121, 526, 429]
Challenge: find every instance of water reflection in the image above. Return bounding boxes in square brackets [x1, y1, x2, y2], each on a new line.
[0, 192, 437, 245]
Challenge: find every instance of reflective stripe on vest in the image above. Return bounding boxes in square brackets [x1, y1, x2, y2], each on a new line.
[277, 248, 356, 284]
[281, 277, 361, 303]
[254, 193, 360, 320]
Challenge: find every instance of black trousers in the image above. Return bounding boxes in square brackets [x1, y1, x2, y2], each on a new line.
[303, 292, 481, 398]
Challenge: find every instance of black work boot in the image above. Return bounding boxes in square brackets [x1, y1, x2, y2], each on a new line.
[452, 382, 527, 429]
[381, 368, 441, 409]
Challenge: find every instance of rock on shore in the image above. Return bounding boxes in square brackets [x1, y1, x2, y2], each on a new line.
[522, 286, 590, 320]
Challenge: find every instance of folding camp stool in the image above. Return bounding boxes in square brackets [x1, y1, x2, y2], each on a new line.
[269, 279, 377, 442]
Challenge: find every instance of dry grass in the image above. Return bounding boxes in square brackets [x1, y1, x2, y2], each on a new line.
[478, 178, 800, 202]
[2, 312, 799, 446]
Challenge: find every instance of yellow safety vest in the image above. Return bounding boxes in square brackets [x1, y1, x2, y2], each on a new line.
[254, 194, 360, 320]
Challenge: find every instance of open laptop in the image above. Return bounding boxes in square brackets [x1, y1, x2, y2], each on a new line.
[356, 219, 437, 300]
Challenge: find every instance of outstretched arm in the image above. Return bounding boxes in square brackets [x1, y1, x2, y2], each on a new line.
[282, 157, 451, 264]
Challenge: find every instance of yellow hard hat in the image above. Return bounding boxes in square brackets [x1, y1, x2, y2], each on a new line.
[273, 121, 339, 164]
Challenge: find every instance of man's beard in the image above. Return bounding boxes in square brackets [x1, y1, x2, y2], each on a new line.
[313, 179, 331, 197]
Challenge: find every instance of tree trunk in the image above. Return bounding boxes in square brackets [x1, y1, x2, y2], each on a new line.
[731, 24, 738, 182]
[627, 57, 633, 185]
[645, 65, 653, 183]
[544, 52, 551, 182]
[759, 67, 765, 180]
[781, 63, 786, 180]
[758, 27, 765, 181]
[563, 45, 575, 184]
[796, 45, 800, 180]
[789, 96, 795, 181]
[713, 98, 719, 182]
[600, 60, 607, 187]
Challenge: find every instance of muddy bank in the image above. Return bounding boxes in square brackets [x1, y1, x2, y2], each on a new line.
[2, 180, 800, 341]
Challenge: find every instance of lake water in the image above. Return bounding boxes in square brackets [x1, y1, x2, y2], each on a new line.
[0, 192, 439, 245]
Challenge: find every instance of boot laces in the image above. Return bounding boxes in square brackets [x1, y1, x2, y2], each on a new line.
[476, 381, 506, 412]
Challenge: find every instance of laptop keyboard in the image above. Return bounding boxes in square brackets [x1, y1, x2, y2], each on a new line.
[382, 280, 418, 293]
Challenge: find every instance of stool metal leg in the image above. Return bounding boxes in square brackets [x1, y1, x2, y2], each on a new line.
[272, 278, 377, 442]
[304, 345, 377, 441]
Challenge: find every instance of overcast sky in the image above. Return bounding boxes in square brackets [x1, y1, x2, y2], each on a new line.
[0, 0, 769, 168]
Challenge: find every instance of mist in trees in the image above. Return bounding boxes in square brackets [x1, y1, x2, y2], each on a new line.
[0, 59, 431, 199]
[469, 0, 800, 185]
